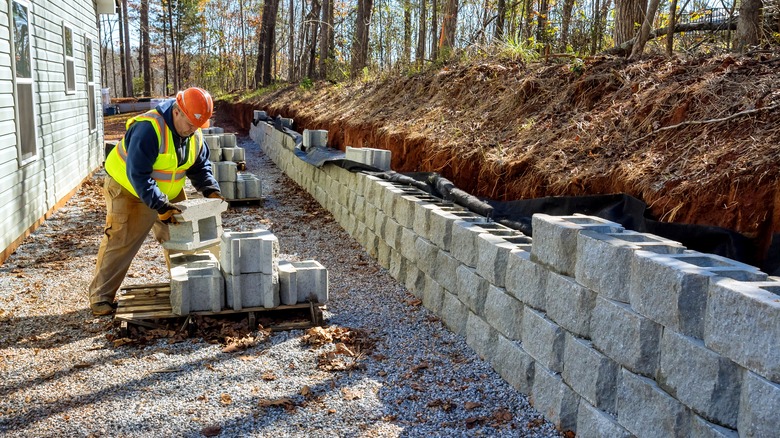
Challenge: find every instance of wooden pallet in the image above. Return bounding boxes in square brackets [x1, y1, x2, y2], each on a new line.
[226, 196, 264, 207]
[115, 283, 324, 337]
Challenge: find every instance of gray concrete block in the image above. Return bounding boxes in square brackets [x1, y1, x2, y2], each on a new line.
[208, 147, 222, 162]
[483, 285, 524, 340]
[630, 251, 766, 339]
[221, 147, 236, 162]
[456, 265, 490, 314]
[395, 195, 425, 228]
[293, 260, 328, 303]
[492, 335, 535, 394]
[164, 198, 228, 251]
[302, 129, 328, 149]
[591, 296, 661, 377]
[658, 330, 742, 428]
[220, 229, 278, 275]
[428, 208, 463, 251]
[364, 230, 378, 259]
[576, 400, 632, 438]
[422, 276, 445, 315]
[170, 265, 224, 314]
[618, 369, 692, 438]
[531, 214, 624, 276]
[377, 239, 391, 269]
[414, 237, 438, 277]
[203, 134, 222, 149]
[403, 265, 424, 299]
[388, 250, 406, 282]
[546, 271, 596, 338]
[380, 185, 405, 216]
[412, 202, 439, 241]
[381, 217, 403, 250]
[214, 161, 238, 182]
[399, 227, 419, 264]
[477, 232, 531, 287]
[466, 312, 499, 361]
[505, 249, 549, 311]
[576, 230, 685, 303]
[441, 291, 468, 336]
[691, 416, 738, 438]
[563, 333, 619, 413]
[278, 260, 298, 305]
[522, 307, 565, 372]
[705, 278, 780, 382]
[737, 371, 780, 437]
[432, 250, 459, 294]
[450, 219, 490, 267]
[221, 133, 237, 147]
[220, 181, 236, 200]
[532, 364, 579, 432]
[224, 272, 279, 309]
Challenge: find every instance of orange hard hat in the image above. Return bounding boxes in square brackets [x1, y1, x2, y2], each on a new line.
[176, 87, 213, 128]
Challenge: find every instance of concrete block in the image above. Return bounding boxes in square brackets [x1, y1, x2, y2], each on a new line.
[658, 330, 742, 428]
[214, 161, 238, 182]
[466, 312, 499, 361]
[220, 229, 278, 275]
[428, 208, 463, 251]
[381, 217, 403, 250]
[563, 333, 619, 413]
[377, 239, 391, 269]
[404, 265, 426, 298]
[492, 335, 535, 394]
[414, 237, 438, 277]
[441, 291, 468, 336]
[575, 230, 685, 303]
[388, 250, 406, 282]
[220, 181, 236, 200]
[450, 219, 491, 267]
[204, 126, 224, 134]
[221, 147, 235, 162]
[170, 265, 224, 314]
[293, 260, 328, 303]
[364, 230, 378, 259]
[618, 369, 692, 438]
[164, 198, 228, 251]
[237, 173, 261, 198]
[522, 307, 565, 372]
[203, 134, 222, 148]
[737, 372, 780, 437]
[399, 227, 419, 264]
[221, 133, 237, 147]
[531, 213, 624, 276]
[505, 249, 549, 311]
[380, 185, 405, 216]
[346, 146, 391, 170]
[456, 265, 489, 314]
[278, 260, 298, 305]
[422, 276, 445, 315]
[477, 232, 531, 287]
[546, 271, 596, 338]
[302, 129, 328, 149]
[225, 272, 280, 309]
[169, 252, 220, 269]
[394, 195, 425, 228]
[532, 364, 579, 432]
[591, 296, 661, 377]
[691, 416, 738, 438]
[483, 285, 524, 340]
[208, 147, 222, 162]
[412, 202, 439, 240]
[630, 251, 766, 339]
[576, 401, 631, 438]
[432, 250, 459, 294]
[705, 278, 780, 382]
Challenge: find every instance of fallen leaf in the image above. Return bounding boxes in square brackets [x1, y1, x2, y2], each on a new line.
[220, 393, 232, 405]
[201, 425, 222, 437]
[412, 362, 429, 372]
[465, 402, 482, 410]
[238, 355, 255, 361]
[300, 385, 311, 397]
[258, 397, 293, 408]
[407, 298, 422, 306]
[72, 362, 93, 369]
[261, 371, 276, 381]
[377, 370, 387, 377]
[341, 388, 362, 400]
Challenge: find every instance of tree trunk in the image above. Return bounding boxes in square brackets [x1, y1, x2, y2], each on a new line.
[350, 0, 374, 78]
[630, 0, 661, 58]
[590, 0, 601, 54]
[537, 0, 549, 44]
[416, 0, 427, 64]
[438, 0, 458, 56]
[430, 0, 438, 60]
[307, 0, 321, 78]
[559, 0, 575, 51]
[734, 0, 762, 52]
[403, 0, 412, 65]
[162, 12, 169, 95]
[522, 0, 533, 40]
[318, 0, 332, 79]
[666, 0, 677, 56]
[166, 0, 179, 92]
[494, 0, 506, 40]
[240, 0, 248, 89]
[263, 0, 281, 86]
[614, 0, 647, 45]
[121, 0, 133, 97]
[288, 0, 295, 81]
[141, 0, 151, 96]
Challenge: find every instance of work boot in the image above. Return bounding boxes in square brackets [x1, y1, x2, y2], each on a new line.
[91, 301, 117, 316]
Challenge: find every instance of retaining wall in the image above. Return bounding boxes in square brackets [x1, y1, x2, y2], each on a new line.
[249, 120, 780, 437]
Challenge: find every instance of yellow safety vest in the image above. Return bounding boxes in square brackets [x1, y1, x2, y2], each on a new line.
[105, 110, 203, 199]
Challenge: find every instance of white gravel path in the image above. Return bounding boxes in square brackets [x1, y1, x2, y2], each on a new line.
[0, 132, 563, 438]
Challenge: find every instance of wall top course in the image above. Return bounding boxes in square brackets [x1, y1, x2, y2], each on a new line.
[580, 229, 685, 254]
[534, 213, 625, 233]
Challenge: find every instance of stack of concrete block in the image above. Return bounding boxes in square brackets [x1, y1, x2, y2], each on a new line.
[221, 146, 245, 162]
[302, 129, 328, 151]
[221, 229, 280, 309]
[236, 173, 262, 199]
[212, 161, 237, 199]
[345, 146, 391, 170]
[248, 114, 780, 437]
[202, 127, 225, 135]
[163, 198, 228, 251]
[169, 252, 224, 315]
[204, 134, 222, 161]
[278, 259, 328, 305]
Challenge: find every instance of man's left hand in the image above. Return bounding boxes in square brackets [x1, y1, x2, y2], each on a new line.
[207, 191, 225, 201]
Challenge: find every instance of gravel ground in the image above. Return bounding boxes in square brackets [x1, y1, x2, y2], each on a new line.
[0, 131, 563, 437]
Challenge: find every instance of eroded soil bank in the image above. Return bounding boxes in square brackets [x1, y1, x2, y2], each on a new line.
[218, 53, 780, 264]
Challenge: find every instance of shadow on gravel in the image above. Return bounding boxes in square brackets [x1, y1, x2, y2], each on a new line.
[0, 309, 100, 351]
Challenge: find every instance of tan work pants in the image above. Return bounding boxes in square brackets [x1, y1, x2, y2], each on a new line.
[88, 175, 180, 305]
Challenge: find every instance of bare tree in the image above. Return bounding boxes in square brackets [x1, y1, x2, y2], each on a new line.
[614, 0, 647, 45]
[350, 0, 375, 78]
[494, 0, 506, 40]
[560, 0, 575, 51]
[431, 0, 439, 60]
[439, 0, 458, 55]
[734, 0, 763, 52]
[288, 0, 295, 81]
[403, 0, 412, 65]
[630, 0, 661, 58]
[318, 0, 333, 79]
[141, 0, 151, 96]
[121, 0, 133, 97]
[416, 0, 427, 64]
[255, 0, 281, 86]
[666, 0, 677, 56]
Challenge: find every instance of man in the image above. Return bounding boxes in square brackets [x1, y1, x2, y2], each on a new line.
[88, 87, 222, 316]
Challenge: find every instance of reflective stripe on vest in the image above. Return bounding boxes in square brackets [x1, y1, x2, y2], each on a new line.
[104, 109, 202, 199]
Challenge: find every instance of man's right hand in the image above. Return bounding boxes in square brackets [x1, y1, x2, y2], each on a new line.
[157, 203, 182, 224]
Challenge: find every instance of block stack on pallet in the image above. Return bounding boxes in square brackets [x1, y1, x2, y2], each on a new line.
[203, 127, 262, 201]
[162, 198, 328, 315]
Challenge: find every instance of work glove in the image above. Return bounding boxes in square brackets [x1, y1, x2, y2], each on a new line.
[157, 203, 182, 224]
[206, 190, 225, 201]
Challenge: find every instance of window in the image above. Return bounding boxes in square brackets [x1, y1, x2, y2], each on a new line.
[10, 0, 36, 164]
[63, 23, 75, 94]
[85, 36, 96, 132]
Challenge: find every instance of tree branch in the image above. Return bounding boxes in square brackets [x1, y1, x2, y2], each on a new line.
[603, 19, 738, 56]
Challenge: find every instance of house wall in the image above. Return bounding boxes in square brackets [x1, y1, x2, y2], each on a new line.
[251, 118, 780, 437]
[0, 0, 103, 262]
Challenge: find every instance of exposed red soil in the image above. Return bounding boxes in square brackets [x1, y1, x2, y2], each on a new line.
[217, 53, 780, 264]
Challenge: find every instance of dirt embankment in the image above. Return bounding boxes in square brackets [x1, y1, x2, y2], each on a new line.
[218, 53, 780, 262]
